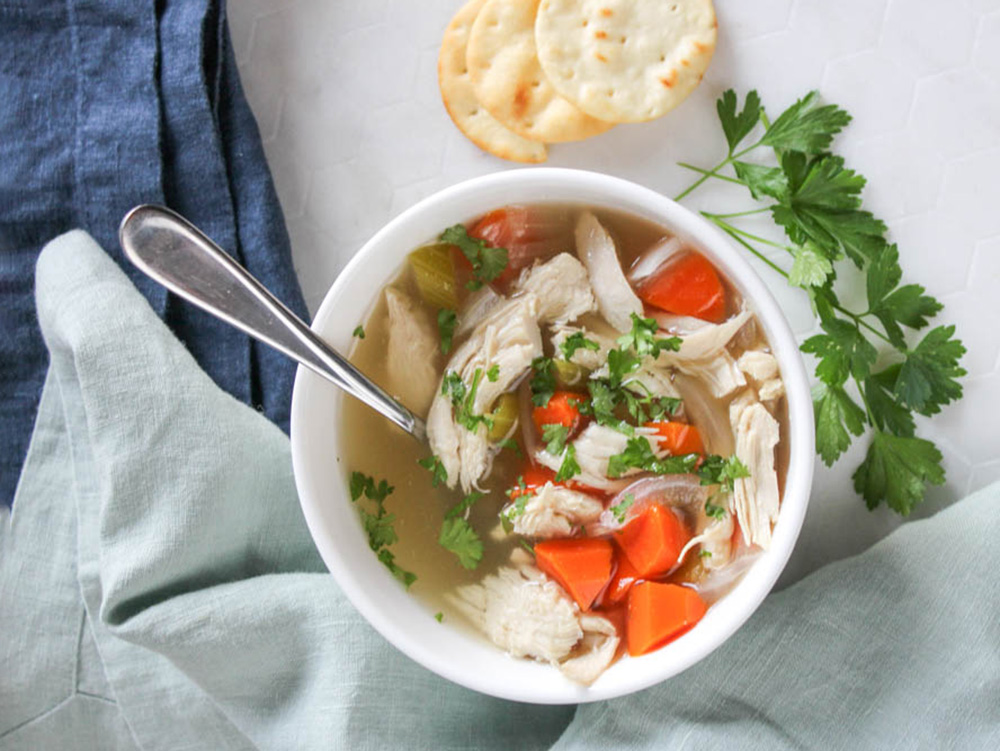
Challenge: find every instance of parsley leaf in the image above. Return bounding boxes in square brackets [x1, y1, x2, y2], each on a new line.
[437, 309, 457, 354]
[852, 431, 945, 514]
[607, 436, 700, 478]
[697, 455, 751, 492]
[717, 88, 762, 153]
[439, 517, 484, 570]
[349, 472, 416, 587]
[704, 498, 728, 520]
[760, 90, 852, 154]
[434, 612, 444, 623]
[439, 224, 508, 290]
[732, 161, 788, 202]
[446, 491, 485, 520]
[486, 364, 500, 382]
[352, 325, 365, 339]
[788, 243, 833, 288]
[616, 313, 682, 359]
[541, 423, 570, 455]
[609, 493, 635, 523]
[864, 367, 915, 437]
[417, 455, 448, 487]
[555, 443, 581, 482]
[530, 357, 557, 407]
[893, 325, 966, 416]
[813, 383, 866, 465]
[560, 331, 601, 359]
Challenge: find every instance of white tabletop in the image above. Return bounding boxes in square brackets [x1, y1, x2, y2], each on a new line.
[228, 0, 1000, 586]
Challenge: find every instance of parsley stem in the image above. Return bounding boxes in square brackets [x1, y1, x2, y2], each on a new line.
[704, 216, 793, 252]
[830, 302, 897, 348]
[676, 163, 744, 186]
[712, 220, 789, 279]
[673, 142, 761, 201]
[703, 207, 771, 219]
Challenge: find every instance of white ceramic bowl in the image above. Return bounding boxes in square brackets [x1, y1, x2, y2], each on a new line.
[290, 168, 814, 704]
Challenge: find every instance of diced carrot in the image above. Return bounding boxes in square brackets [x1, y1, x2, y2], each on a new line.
[535, 538, 614, 611]
[644, 421, 704, 456]
[508, 466, 559, 500]
[604, 552, 641, 606]
[627, 581, 707, 656]
[637, 252, 727, 323]
[532, 391, 585, 434]
[615, 504, 690, 578]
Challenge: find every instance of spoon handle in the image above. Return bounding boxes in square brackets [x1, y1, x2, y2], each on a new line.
[119, 204, 426, 441]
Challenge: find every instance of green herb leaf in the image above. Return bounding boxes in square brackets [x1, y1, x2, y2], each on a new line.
[530, 357, 557, 407]
[716, 89, 762, 153]
[560, 331, 601, 359]
[555, 443, 581, 482]
[440, 224, 509, 289]
[813, 383, 867, 465]
[499, 437, 521, 455]
[352, 325, 366, 340]
[852, 431, 945, 514]
[437, 309, 457, 354]
[377, 549, 417, 588]
[439, 517, 484, 570]
[616, 313, 682, 359]
[788, 243, 833, 288]
[761, 90, 851, 154]
[452, 368, 494, 432]
[417, 455, 448, 487]
[704, 499, 728, 520]
[446, 491, 485, 521]
[434, 612, 444, 623]
[732, 161, 788, 202]
[697, 455, 751, 492]
[894, 325, 966, 416]
[541, 423, 570, 455]
[486, 364, 500, 382]
[864, 368, 915, 437]
[609, 493, 635, 523]
[349, 472, 415, 587]
[607, 436, 700, 478]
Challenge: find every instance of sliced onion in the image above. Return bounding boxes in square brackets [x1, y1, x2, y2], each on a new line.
[589, 474, 707, 535]
[647, 311, 711, 336]
[673, 372, 734, 456]
[694, 549, 762, 602]
[627, 237, 682, 285]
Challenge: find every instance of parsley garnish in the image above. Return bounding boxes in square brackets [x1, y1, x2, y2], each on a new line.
[675, 89, 965, 515]
[499, 437, 521, 455]
[349, 472, 416, 588]
[443, 369, 494, 433]
[417, 455, 448, 487]
[560, 332, 601, 359]
[699, 550, 713, 558]
[434, 612, 444, 623]
[439, 492, 485, 570]
[439, 224, 509, 291]
[606, 436, 700, 478]
[437, 309, 456, 354]
[697, 455, 751, 492]
[704, 499, 728, 520]
[529, 357, 557, 407]
[616, 313, 682, 359]
[609, 493, 635, 523]
[554, 443, 581, 482]
[352, 325, 365, 339]
[487, 363, 500, 382]
[541, 423, 570, 455]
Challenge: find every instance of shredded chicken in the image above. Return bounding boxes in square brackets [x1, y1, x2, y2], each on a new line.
[737, 349, 779, 381]
[456, 286, 503, 337]
[574, 212, 643, 332]
[515, 253, 596, 324]
[730, 395, 781, 549]
[428, 296, 542, 491]
[384, 288, 440, 417]
[668, 310, 753, 361]
[549, 324, 616, 370]
[674, 351, 747, 398]
[534, 423, 662, 491]
[679, 512, 734, 570]
[510, 482, 604, 538]
[448, 553, 618, 685]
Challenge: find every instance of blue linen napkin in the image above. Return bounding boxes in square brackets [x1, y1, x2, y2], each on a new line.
[1, 231, 998, 749]
[0, 0, 307, 508]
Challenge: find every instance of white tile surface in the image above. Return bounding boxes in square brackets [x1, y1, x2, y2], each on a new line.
[228, 0, 1000, 586]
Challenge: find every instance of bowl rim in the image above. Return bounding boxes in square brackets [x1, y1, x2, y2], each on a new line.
[290, 167, 815, 704]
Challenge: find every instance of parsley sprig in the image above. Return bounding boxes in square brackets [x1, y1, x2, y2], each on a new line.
[439, 491, 485, 570]
[439, 224, 509, 291]
[442, 369, 494, 433]
[349, 472, 416, 588]
[676, 89, 965, 515]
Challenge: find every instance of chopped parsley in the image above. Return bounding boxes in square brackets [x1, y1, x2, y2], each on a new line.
[349, 472, 416, 588]
[439, 224, 509, 291]
[699, 550, 713, 559]
[434, 612, 444, 623]
[439, 492, 486, 570]
[437, 309, 456, 354]
[704, 499, 728, 520]
[487, 363, 500, 382]
[499, 437, 521, 455]
[560, 331, 600, 359]
[606, 436, 700, 478]
[697, 454, 751, 492]
[616, 313, 682, 359]
[609, 493, 635, 523]
[555, 443, 581, 482]
[352, 325, 365, 339]
[541, 423, 570, 455]
[443, 369, 494, 433]
[417, 455, 448, 487]
[529, 357, 557, 407]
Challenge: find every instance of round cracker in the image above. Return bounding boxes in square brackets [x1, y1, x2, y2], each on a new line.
[467, 0, 613, 143]
[535, 0, 717, 124]
[439, 0, 547, 163]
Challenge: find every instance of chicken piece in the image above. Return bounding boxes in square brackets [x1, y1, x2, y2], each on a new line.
[660, 309, 753, 362]
[626, 362, 682, 401]
[759, 378, 785, 402]
[384, 288, 441, 417]
[428, 296, 543, 491]
[549, 324, 616, 370]
[730, 397, 781, 549]
[449, 564, 583, 664]
[509, 482, 604, 538]
[559, 615, 620, 686]
[456, 285, 503, 338]
[675, 351, 747, 398]
[515, 253, 596, 324]
[679, 512, 734, 570]
[534, 423, 662, 491]
[574, 212, 643, 332]
[737, 349, 779, 382]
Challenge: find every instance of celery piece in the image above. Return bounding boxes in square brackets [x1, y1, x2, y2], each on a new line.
[409, 243, 458, 310]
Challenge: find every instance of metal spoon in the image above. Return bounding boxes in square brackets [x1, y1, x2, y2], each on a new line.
[119, 204, 427, 441]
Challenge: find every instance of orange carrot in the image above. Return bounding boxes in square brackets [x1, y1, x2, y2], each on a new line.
[644, 421, 704, 456]
[627, 581, 707, 656]
[637, 252, 726, 323]
[532, 391, 584, 434]
[535, 538, 614, 610]
[604, 552, 641, 606]
[508, 466, 560, 500]
[615, 504, 690, 578]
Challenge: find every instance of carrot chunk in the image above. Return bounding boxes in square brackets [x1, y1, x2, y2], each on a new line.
[644, 421, 704, 456]
[532, 391, 584, 434]
[604, 552, 641, 605]
[627, 581, 707, 656]
[614, 504, 690, 578]
[637, 252, 726, 323]
[508, 466, 560, 500]
[535, 538, 614, 611]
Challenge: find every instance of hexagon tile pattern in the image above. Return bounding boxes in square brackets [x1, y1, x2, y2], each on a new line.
[228, 0, 1000, 586]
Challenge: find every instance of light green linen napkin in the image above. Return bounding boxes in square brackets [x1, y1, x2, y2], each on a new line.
[1, 230, 998, 750]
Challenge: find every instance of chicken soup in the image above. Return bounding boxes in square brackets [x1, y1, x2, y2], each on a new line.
[342, 205, 787, 684]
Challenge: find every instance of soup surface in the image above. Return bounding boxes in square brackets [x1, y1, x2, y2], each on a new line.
[342, 204, 787, 684]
